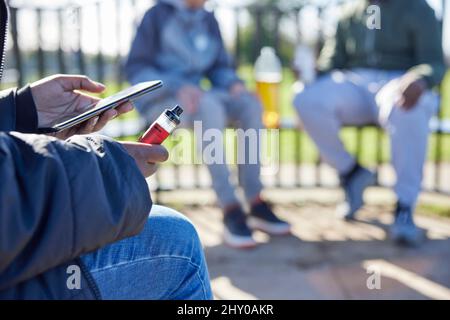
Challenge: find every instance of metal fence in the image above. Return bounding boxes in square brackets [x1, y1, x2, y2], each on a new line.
[2, 0, 450, 196]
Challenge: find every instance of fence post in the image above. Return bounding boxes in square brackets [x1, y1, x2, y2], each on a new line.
[76, 6, 85, 75]
[57, 8, 66, 74]
[273, 6, 281, 57]
[375, 128, 383, 186]
[115, 0, 123, 88]
[434, 95, 444, 193]
[433, 0, 447, 193]
[234, 7, 241, 67]
[9, 6, 23, 87]
[253, 6, 262, 62]
[36, 8, 45, 78]
[96, 1, 104, 84]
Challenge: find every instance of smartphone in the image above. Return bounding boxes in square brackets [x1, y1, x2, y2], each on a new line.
[38, 80, 163, 133]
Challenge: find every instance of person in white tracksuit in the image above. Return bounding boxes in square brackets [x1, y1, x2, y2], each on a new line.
[293, 0, 446, 246]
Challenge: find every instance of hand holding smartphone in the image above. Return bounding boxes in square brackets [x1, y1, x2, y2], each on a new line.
[38, 80, 163, 133]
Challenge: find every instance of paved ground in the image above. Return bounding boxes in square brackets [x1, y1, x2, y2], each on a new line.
[166, 188, 450, 300]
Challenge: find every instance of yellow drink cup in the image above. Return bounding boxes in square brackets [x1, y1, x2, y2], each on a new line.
[256, 78, 281, 129]
[254, 47, 282, 129]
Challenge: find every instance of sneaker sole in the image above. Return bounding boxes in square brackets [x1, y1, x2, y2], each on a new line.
[223, 229, 258, 249]
[247, 217, 291, 236]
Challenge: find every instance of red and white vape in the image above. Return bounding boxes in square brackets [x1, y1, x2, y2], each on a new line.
[139, 105, 183, 145]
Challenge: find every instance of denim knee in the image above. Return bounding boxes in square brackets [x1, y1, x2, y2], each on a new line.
[146, 205, 204, 265]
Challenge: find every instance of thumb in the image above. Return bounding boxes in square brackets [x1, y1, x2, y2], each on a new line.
[144, 144, 169, 163]
[58, 74, 106, 93]
[121, 142, 169, 164]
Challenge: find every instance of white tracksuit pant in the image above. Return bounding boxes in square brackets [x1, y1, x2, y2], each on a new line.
[294, 69, 439, 207]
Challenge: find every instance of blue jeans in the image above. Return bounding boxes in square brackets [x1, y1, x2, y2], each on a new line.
[81, 205, 213, 300]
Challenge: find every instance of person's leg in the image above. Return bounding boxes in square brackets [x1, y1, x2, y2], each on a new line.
[376, 78, 439, 245]
[194, 91, 240, 208]
[377, 79, 439, 208]
[224, 92, 264, 202]
[293, 71, 378, 219]
[224, 91, 290, 235]
[194, 91, 259, 248]
[81, 205, 212, 300]
[293, 72, 376, 174]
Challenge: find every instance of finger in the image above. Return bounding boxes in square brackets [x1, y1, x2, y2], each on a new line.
[93, 109, 118, 132]
[401, 89, 413, 108]
[135, 143, 169, 163]
[52, 126, 77, 140]
[78, 116, 100, 135]
[75, 92, 102, 112]
[397, 96, 406, 109]
[142, 163, 158, 177]
[58, 75, 106, 93]
[115, 102, 134, 116]
[404, 96, 418, 110]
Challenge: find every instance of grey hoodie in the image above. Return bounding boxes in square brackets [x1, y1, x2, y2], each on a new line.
[125, 0, 241, 105]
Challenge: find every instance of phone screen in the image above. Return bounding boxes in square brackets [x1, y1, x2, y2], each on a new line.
[50, 80, 163, 132]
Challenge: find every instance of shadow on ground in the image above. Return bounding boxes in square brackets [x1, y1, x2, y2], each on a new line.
[184, 203, 450, 300]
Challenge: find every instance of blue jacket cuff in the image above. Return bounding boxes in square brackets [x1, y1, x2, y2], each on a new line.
[15, 85, 38, 133]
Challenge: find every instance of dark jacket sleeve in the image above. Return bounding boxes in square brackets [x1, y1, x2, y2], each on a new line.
[0, 88, 38, 133]
[0, 89, 17, 131]
[0, 93, 152, 290]
[407, 1, 446, 88]
[205, 13, 242, 90]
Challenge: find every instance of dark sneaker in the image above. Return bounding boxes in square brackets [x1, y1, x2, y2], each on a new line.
[389, 203, 425, 247]
[248, 201, 291, 235]
[223, 207, 257, 249]
[336, 164, 376, 220]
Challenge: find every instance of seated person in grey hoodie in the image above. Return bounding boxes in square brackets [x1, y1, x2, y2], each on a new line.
[125, 0, 291, 249]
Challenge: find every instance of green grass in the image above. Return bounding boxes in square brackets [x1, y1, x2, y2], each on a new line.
[417, 203, 450, 219]
[440, 71, 450, 118]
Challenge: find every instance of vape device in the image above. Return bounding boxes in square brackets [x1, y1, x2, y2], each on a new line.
[139, 105, 183, 144]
